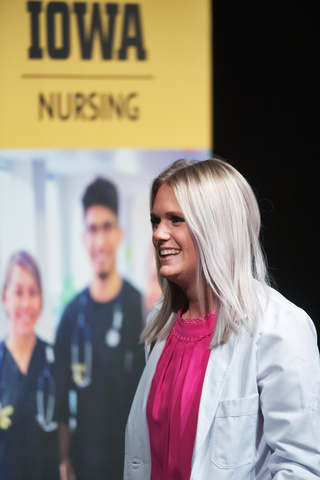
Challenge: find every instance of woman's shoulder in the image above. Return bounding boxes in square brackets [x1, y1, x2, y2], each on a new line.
[146, 297, 164, 323]
[256, 282, 311, 319]
[254, 283, 318, 352]
[35, 337, 55, 363]
[36, 336, 53, 347]
[152, 297, 164, 312]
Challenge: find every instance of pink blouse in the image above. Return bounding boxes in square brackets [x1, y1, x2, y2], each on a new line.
[146, 310, 216, 480]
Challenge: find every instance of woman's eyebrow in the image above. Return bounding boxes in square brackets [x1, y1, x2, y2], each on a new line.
[166, 211, 184, 218]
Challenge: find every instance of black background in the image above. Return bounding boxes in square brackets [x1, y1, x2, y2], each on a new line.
[213, 1, 320, 336]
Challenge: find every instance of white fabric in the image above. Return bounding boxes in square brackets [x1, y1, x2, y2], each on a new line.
[124, 284, 320, 479]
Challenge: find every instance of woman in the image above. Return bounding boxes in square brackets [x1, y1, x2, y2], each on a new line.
[125, 158, 320, 479]
[0, 251, 59, 480]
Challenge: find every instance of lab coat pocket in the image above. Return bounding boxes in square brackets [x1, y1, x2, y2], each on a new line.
[211, 393, 259, 469]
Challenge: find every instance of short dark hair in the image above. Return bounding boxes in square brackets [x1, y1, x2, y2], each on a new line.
[82, 177, 118, 216]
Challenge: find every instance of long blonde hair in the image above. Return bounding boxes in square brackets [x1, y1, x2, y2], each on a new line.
[141, 158, 269, 347]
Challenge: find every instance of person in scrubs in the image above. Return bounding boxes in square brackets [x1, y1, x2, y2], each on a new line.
[125, 158, 320, 480]
[55, 177, 145, 480]
[0, 251, 59, 480]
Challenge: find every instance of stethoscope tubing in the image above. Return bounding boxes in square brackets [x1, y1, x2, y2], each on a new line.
[0, 342, 57, 432]
[71, 288, 124, 389]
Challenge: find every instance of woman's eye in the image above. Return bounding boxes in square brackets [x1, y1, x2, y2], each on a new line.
[30, 289, 39, 297]
[171, 216, 184, 224]
[150, 215, 160, 228]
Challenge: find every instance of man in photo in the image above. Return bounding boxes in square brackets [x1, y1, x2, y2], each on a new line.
[55, 177, 145, 480]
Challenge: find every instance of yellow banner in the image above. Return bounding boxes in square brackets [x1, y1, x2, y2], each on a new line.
[0, 0, 211, 148]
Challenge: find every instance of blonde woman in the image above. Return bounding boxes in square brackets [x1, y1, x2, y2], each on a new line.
[0, 251, 59, 480]
[125, 158, 320, 480]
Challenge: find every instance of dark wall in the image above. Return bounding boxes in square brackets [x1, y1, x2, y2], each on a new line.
[213, 1, 320, 333]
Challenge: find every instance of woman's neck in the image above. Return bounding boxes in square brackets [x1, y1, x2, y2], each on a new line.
[182, 286, 216, 319]
[6, 332, 36, 374]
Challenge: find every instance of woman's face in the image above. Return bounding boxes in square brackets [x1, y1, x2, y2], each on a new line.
[2, 265, 42, 338]
[151, 184, 198, 294]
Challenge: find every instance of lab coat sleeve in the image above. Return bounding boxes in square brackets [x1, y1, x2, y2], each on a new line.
[257, 302, 320, 479]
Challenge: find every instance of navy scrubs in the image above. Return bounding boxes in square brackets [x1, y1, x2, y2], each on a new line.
[55, 280, 145, 480]
[0, 338, 59, 480]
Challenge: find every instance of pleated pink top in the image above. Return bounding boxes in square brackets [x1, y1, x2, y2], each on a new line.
[146, 310, 216, 480]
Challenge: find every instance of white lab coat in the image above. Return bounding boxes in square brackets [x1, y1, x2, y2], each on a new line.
[124, 284, 320, 479]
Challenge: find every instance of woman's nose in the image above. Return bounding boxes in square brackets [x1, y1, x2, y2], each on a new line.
[152, 222, 171, 242]
[21, 294, 32, 308]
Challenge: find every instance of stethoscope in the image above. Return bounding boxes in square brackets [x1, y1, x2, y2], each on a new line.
[71, 288, 124, 389]
[36, 345, 57, 432]
[0, 342, 57, 432]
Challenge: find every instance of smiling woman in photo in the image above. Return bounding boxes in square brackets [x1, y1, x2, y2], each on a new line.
[0, 251, 59, 480]
[124, 158, 320, 480]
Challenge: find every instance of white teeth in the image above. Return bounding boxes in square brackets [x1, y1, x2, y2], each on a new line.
[160, 249, 180, 256]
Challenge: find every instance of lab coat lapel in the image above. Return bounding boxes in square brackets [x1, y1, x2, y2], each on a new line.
[127, 340, 166, 454]
[193, 334, 239, 456]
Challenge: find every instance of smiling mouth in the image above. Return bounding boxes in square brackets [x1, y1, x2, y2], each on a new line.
[95, 253, 108, 262]
[19, 315, 34, 324]
[159, 248, 181, 257]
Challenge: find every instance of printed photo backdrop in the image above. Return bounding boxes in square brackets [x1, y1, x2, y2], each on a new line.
[0, 148, 211, 341]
